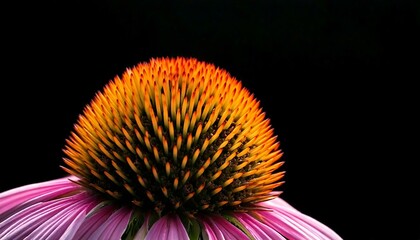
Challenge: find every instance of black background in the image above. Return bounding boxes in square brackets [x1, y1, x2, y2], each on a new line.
[1, 0, 419, 239]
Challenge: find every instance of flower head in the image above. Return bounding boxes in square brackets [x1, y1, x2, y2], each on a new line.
[0, 57, 342, 239]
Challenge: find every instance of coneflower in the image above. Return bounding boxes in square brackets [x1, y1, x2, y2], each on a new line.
[0, 57, 342, 239]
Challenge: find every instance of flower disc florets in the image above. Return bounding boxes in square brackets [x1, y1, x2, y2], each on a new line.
[62, 57, 284, 216]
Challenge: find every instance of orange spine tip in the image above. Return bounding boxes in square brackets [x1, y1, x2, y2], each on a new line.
[211, 170, 222, 181]
[165, 162, 171, 176]
[126, 157, 140, 174]
[211, 187, 223, 196]
[191, 149, 200, 165]
[152, 167, 159, 182]
[232, 185, 247, 193]
[161, 187, 168, 198]
[172, 145, 178, 162]
[153, 146, 160, 163]
[186, 134, 193, 151]
[146, 191, 155, 202]
[194, 123, 203, 142]
[211, 149, 223, 164]
[196, 184, 205, 194]
[137, 176, 147, 188]
[143, 157, 151, 170]
[217, 201, 229, 207]
[195, 167, 205, 179]
[181, 171, 191, 185]
[222, 178, 234, 187]
[181, 156, 188, 170]
[185, 192, 195, 201]
[125, 139, 135, 154]
[173, 178, 179, 189]
[104, 171, 119, 185]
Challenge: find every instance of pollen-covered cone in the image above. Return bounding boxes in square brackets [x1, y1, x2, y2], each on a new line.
[0, 57, 342, 239]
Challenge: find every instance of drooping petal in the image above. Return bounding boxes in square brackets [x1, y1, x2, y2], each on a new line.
[22, 193, 98, 239]
[72, 203, 117, 239]
[258, 197, 343, 240]
[0, 179, 137, 240]
[57, 204, 93, 240]
[133, 213, 150, 239]
[234, 213, 286, 240]
[200, 214, 249, 240]
[0, 176, 80, 215]
[86, 207, 133, 239]
[0, 191, 96, 239]
[201, 220, 217, 240]
[145, 214, 189, 240]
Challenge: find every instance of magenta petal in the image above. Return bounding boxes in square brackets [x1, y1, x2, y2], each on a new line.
[0, 202, 48, 233]
[0, 176, 80, 215]
[133, 213, 150, 239]
[72, 203, 116, 239]
[87, 207, 133, 239]
[24, 205, 83, 239]
[0, 191, 95, 239]
[258, 197, 343, 240]
[259, 209, 321, 239]
[201, 214, 249, 240]
[201, 220, 217, 240]
[0, 195, 79, 238]
[23, 193, 98, 239]
[0, 202, 65, 239]
[145, 214, 189, 240]
[234, 213, 286, 240]
[55, 207, 89, 239]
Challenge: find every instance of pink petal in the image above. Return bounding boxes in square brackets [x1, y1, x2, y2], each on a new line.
[145, 214, 189, 240]
[133, 213, 150, 239]
[234, 213, 286, 240]
[24, 193, 98, 239]
[0, 176, 80, 215]
[0, 191, 96, 239]
[0, 203, 64, 239]
[201, 220, 217, 240]
[258, 197, 343, 240]
[87, 207, 133, 239]
[56, 207, 90, 239]
[1, 195, 79, 238]
[72, 203, 117, 239]
[200, 214, 249, 240]
[259, 209, 320, 239]
[24, 205, 83, 239]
